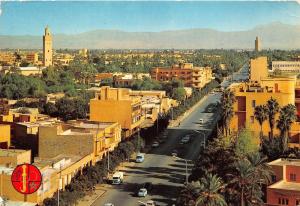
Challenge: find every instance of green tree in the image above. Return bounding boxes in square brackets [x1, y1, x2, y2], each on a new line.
[254, 105, 268, 143]
[276, 104, 297, 152]
[266, 97, 280, 139]
[172, 87, 186, 102]
[194, 174, 227, 206]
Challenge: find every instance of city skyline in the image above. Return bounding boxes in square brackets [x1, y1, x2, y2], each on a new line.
[0, 1, 300, 35]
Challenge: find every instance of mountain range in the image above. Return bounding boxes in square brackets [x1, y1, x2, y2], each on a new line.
[1, 22, 299, 50]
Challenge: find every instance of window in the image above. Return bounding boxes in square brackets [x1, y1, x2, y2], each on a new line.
[290, 173, 296, 181]
[271, 175, 277, 182]
[296, 199, 300, 206]
[278, 198, 289, 205]
[252, 100, 256, 108]
[250, 116, 254, 124]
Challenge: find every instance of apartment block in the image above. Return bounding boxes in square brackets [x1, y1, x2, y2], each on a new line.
[150, 63, 213, 89]
[90, 86, 144, 138]
[267, 158, 300, 206]
[230, 77, 298, 138]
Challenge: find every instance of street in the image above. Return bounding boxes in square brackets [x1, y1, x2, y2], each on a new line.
[92, 64, 249, 206]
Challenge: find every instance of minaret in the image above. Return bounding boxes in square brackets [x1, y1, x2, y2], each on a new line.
[255, 36, 261, 52]
[43, 26, 53, 67]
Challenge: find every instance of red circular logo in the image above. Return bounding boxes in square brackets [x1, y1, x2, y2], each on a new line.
[11, 164, 42, 194]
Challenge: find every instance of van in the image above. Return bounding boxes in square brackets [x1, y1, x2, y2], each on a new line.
[136, 153, 145, 163]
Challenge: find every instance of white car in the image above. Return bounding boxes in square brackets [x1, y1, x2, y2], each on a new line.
[138, 188, 148, 197]
[152, 141, 159, 148]
[199, 119, 204, 124]
[104, 203, 114, 206]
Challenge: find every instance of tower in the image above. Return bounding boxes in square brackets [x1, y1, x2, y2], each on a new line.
[255, 36, 261, 52]
[43, 26, 53, 67]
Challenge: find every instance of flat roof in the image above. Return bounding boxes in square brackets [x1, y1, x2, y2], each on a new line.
[269, 180, 300, 192]
[0, 149, 29, 157]
[67, 120, 116, 129]
[34, 154, 82, 169]
[268, 158, 300, 167]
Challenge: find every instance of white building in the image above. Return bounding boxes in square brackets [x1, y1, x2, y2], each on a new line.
[272, 61, 300, 73]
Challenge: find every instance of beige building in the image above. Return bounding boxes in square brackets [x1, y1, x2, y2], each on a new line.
[38, 120, 121, 163]
[17, 66, 43, 76]
[43, 26, 53, 67]
[0, 149, 31, 167]
[90, 87, 145, 138]
[249, 56, 268, 83]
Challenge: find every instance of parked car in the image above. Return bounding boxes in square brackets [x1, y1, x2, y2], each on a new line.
[152, 141, 159, 148]
[136, 153, 145, 163]
[171, 149, 178, 157]
[138, 188, 148, 197]
[199, 119, 204, 124]
[104, 203, 114, 206]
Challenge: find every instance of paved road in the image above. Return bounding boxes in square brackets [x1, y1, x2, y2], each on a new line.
[221, 63, 249, 88]
[92, 64, 249, 206]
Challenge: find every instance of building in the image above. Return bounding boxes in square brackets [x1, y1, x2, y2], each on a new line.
[249, 56, 268, 83]
[53, 53, 74, 66]
[267, 158, 300, 206]
[272, 61, 300, 73]
[43, 26, 53, 67]
[130, 90, 178, 122]
[255, 36, 261, 52]
[26, 53, 39, 65]
[78, 48, 88, 58]
[38, 120, 121, 163]
[0, 125, 10, 149]
[0, 152, 91, 204]
[230, 77, 299, 138]
[0, 52, 16, 65]
[90, 86, 145, 138]
[150, 63, 212, 89]
[17, 66, 43, 76]
[0, 149, 31, 167]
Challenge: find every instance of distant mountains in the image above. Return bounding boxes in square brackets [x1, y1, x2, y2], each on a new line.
[1, 22, 300, 50]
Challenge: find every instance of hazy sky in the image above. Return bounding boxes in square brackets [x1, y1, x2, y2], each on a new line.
[1, 1, 300, 35]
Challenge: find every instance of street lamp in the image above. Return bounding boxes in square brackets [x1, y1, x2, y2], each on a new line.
[193, 130, 206, 148]
[172, 155, 188, 184]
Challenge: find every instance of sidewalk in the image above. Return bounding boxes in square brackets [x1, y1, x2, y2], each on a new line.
[76, 185, 106, 206]
[168, 94, 209, 128]
[76, 154, 137, 206]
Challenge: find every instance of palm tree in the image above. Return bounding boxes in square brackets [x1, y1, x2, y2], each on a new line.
[266, 98, 280, 139]
[221, 89, 236, 136]
[277, 104, 296, 152]
[194, 173, 227, 206]
[254, 105, 268, 144]
[246, 153, 273, 185]
[231, 159, 255, 206]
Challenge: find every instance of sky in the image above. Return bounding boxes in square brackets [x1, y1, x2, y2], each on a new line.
[0, 1, 300, 35]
